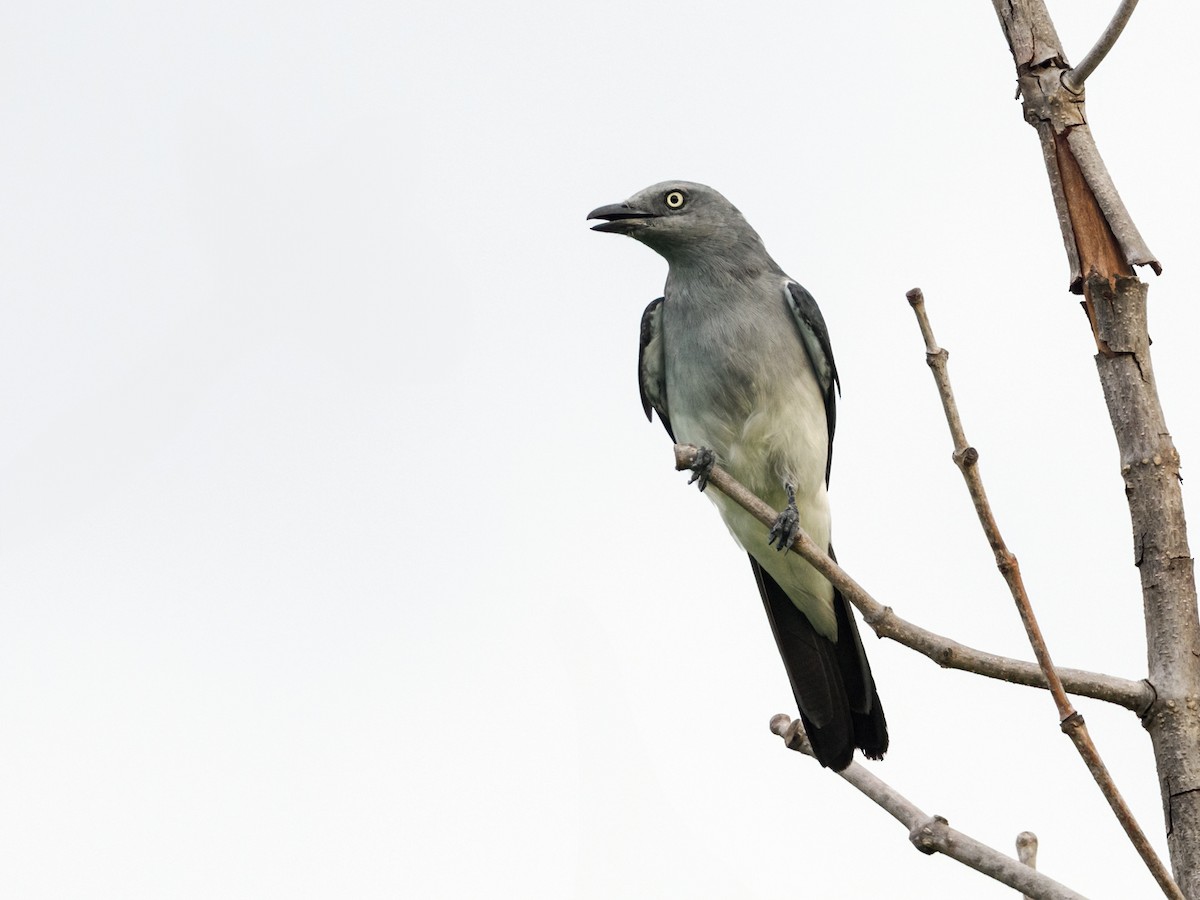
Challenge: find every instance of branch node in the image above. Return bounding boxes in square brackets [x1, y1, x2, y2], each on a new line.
[1017, 831, 1039, 900]
[770, 714, 1093, 897]
[1060, 710, 1085, 735]
[770, 714, 812, 755]
[862, 604, 892, 630]
[954, 447, 980, 468]
[1060, 67, 1085, 97]
[673, 443, 697, 471]
[1138, 680, 1159, 719]
[910, 815, 950, 856]
[996, 552, 1018, 577]
[1017, 830, 1039, 864]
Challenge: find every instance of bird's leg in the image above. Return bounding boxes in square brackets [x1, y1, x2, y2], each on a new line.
[768, 482, 800, 552]
[687, 446, 716, 492]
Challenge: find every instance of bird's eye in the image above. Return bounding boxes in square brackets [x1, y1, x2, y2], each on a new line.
[664, 190, 686, 209]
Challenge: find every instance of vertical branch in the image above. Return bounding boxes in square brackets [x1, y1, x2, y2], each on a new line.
[907, 289, 1181, 900]
[905, 290, 1067, 722]
[1089, 273, 1200, 890]
[1018, 832, 1039, 900]
[987, 1, 1200, 894]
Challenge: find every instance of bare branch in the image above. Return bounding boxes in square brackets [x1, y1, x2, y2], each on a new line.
[1018, 832, 1039, 900]
[769, 715, 1088, 900]
[874, 607, 1150, 712]
[671, 444, 1151, 713]
[907, 287, 1073, 718]
[989, 0, 1197, 889]
[906, 287, 1182, 900]
[1062, 0, 1140, 92]
[1088, 273, 1200, 894]
[988, 0, 1159, 294]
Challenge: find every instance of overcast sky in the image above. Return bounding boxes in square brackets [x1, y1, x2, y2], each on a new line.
[3, 2, 1199, 897]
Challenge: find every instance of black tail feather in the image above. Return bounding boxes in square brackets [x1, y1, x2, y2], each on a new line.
[750, 556, 888, 769]
[833, 581, 888, 760]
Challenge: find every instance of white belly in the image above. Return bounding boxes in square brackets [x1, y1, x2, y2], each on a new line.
[671, 369, 837, 640]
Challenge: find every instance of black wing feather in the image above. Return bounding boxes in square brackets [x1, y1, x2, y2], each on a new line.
[637, 296, 673, 440]
[785, 282, 839, 485]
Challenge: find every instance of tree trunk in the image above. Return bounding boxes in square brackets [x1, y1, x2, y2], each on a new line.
[989, 1, 1200, 895]
[1091, 273, 1200, 898]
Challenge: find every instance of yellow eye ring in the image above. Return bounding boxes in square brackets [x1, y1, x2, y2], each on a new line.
[664, 190, 686, 209]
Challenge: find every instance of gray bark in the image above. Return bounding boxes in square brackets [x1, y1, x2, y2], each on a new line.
[771, 716, 1088, 900]
[1090, 274, 1200, 897]
[988, 1, 1200, 895]
[672, 444, 1152, 711]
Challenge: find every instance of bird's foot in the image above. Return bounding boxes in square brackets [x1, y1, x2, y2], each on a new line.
[687, 446, 716, 492]
[768, 483, 800, 552]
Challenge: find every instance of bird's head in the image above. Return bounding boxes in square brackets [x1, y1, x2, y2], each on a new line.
[587, 181, 765, 264]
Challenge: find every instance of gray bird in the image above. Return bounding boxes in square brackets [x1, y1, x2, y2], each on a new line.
[588, 181, 887, 770]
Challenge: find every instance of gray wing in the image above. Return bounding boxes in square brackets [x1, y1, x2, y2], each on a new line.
[785, 282, 840, 484]
[638, 297, 673, 440]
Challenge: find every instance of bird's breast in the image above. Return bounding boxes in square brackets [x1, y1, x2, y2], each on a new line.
[662, 286, 828, 502]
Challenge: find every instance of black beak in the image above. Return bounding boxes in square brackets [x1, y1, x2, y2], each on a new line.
[587, 202, 656, 233]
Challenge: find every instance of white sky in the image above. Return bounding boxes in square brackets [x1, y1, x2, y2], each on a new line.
[3, 2, 1198, 897]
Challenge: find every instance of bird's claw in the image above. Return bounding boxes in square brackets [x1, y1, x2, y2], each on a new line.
[768, 483, 800, 551]
[687, 447, 716, 492]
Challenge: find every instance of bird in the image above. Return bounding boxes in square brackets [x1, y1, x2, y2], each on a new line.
[587, 181, 887, 770]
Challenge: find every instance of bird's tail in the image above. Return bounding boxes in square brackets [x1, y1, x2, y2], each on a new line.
[750, 556, 888, 770]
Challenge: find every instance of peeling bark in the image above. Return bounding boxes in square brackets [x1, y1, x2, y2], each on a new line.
[990, 1, 1200, 895]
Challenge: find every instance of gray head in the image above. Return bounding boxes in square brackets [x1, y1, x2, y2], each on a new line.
[587, 181, 772, 268]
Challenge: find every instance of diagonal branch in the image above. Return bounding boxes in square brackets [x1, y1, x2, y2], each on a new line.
[1062, 0, 1141, 92]
[769, 715, 1088, 900]
[906, 287, 1182, 900]
[670, 444, 1151, 713]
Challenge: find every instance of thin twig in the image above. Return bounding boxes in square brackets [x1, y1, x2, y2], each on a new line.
[1018, 832, 1039, 900]
[770, 715, 1088, 900]
[671, 444, 1151, 713]
[906, 287, 1182, 900]
[1062, 0, 1140, 93]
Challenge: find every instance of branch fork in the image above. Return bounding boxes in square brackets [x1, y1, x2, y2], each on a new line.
[672, 443, 1150, 713]
[769, 715, 1088, 900]
[907, 288, 1182, 900]
[669, 285, 1179, 897]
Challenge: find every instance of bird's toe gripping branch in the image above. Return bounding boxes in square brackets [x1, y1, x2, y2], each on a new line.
[768, 483, 800, 552]
[687, 446, 716, 492]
